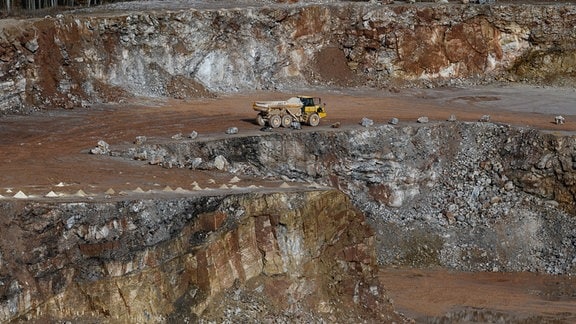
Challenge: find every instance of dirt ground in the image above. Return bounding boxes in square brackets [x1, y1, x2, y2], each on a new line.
[1, 85, 576, 320]
[380, 267, 576, 322]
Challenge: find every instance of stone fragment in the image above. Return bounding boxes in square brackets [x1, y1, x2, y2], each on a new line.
[448, 114, 457, 122]
[555, 115, 565, 125]
[504, 181, 514, 191]
[214, 155, 228, 170]
[331, 122, 341, 128]
[90, 140, 110, 155]
[360, 117, 374, 127]
[24, 38, 39, 53]
[134, 136, 147, 145]
[188, 131, 198, 139]
[545, 200, 559, 208]
[389, 117, 399, 125]
[291, 121, 302, 130]
[443, 210, 456, 225]
[171, 133, 183, 140]
[479, 115, 491, 122]
[105, 188, 115, 195]
[417, 116, 429, 123]
[226, 127, 238, 134]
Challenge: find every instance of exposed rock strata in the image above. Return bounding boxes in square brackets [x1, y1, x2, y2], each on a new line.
[122, 122, 576, 274]
[0, 190, 401, 322]
[1, 3, 576, 113]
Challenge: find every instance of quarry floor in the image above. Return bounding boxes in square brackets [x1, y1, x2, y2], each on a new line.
[1, 84, 576, 321]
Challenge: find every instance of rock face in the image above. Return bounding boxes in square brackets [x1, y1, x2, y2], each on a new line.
[0, 190, 402, 322]
[123, 122, 576, 274]
[1, 3, 576, 113]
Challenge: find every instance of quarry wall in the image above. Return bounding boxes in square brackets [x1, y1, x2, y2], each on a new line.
[1, 2, 576, 113]
[122, 122, 576, 275]
[0, 190, 402, 322]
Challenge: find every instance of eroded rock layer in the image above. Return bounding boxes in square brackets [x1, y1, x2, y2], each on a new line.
[0, 190, 401, 322]
[122, 122, 576, 274]
[1, 3, 575, 113]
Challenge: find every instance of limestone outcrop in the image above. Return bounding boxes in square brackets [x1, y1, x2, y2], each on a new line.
[1, 2, 576, 113]
[0, 190, 402, 322]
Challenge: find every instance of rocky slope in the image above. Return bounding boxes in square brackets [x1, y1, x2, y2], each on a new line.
[1, 2, 576, 113]
[119, 121, 576, 274]
[0, 190, 403, 322]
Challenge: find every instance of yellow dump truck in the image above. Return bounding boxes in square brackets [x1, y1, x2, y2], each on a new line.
[252, 96, 326, 128]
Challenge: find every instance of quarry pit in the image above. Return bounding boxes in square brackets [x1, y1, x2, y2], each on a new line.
[1, 0, 576, 322]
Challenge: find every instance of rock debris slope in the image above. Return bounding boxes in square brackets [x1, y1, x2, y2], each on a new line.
[122, 122, 576, 274]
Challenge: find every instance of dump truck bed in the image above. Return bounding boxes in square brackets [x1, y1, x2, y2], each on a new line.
[253, 97, 302, 112]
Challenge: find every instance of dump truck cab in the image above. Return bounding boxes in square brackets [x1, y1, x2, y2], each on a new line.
[299, 96, 326, 120]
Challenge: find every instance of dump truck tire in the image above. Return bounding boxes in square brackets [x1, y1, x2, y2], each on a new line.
[308, 113, 320, 127]
[256, 114, 265, 126]
[269, 115, 282, 128]
[282, 115, 293, 128]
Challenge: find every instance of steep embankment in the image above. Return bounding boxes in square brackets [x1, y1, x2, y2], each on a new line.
[120, 122, 576, 274]
[1, 2, 576, 113]
[0, 190, 403, 322]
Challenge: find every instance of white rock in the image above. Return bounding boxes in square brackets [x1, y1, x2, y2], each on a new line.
[45, 191, 59, 198]
[13, 191, 28, 199]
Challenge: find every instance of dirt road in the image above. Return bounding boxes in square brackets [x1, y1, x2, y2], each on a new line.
[1, 85, 574, 197]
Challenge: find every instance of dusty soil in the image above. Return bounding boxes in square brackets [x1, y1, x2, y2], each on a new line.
[380, 268, 576, 322]
[1, 85, 576, 320]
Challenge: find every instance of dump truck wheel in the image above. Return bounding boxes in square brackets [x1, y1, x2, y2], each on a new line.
[269, 115, 282, 128]
[256, 114, 265, 126]
[308, 113, 320, 127]
[281, 115, 293, 128]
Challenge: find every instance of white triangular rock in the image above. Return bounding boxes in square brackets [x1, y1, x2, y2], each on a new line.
[55, 182, 66, 187]
[163, 186, 173, 192]
[208, 179, 216, 184]
[45, 191, 59, 198]
[280, 182, 291, 188]
[14, 191, 28, 199]
[219, 184, 229, 189]
[192, 184, 202, 190]
[229, 176, 241, 184]
[133, 187, 145, 193]
[75, 190, 87, 197]
[175, 187, 188, 193]
[105, 188, 115, 195]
